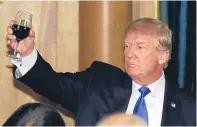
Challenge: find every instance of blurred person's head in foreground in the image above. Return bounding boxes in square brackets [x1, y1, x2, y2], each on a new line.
[3, 102, 65, 126]
[96, 112, 147, 126]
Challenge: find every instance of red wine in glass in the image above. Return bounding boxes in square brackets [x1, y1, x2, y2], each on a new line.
[12, 24, 30, 42]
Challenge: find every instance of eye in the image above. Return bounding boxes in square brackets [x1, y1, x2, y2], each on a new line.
[124, 44, 129, 48]
[138, 46, 143, 49]
[137, 45, 146, 51]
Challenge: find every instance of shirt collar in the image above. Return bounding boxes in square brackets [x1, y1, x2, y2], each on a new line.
[132, 72, 165, 99]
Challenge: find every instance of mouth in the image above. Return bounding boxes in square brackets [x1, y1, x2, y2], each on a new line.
[126, 64, 137, 67]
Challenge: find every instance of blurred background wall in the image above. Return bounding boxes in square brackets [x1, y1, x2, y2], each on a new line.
[0, 1, 195, 125]
[0, 1, 79, 125]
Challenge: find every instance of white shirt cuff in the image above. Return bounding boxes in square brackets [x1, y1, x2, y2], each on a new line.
[11, 47, 38, 78]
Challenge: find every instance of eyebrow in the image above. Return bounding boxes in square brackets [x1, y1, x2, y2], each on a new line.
[124, 41, 130, 45]
[124, 41, 148, 46]
[136, 41, 148, 45]
[124, 40, 129, 43]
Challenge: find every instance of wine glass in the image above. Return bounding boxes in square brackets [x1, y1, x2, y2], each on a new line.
[6, 10, 33, 62]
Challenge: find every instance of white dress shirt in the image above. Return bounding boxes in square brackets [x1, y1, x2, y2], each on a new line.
[11, 47, 37, 78]
[12, 48, 165, 127]
[126, 74, 165, 127]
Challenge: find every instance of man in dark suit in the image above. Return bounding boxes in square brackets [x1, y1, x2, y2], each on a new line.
[6, 18, 196, 126]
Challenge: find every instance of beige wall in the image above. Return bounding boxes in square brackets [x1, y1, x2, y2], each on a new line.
[79, 1, 133, 71]
[0, 1, 158, 125]
[0, 1, 77, 125]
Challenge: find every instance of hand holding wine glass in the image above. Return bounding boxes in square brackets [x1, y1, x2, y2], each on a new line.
[6, 10, 35, 61]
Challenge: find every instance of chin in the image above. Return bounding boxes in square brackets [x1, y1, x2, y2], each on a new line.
[126, 67, 139, 77]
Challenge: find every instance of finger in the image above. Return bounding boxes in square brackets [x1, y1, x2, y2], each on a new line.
[8, 20, 17, 27]
[6, 34, 16, 40]
[10, 40, 15, 48]
[6, 43, 11, 49]
[29, 30, 35, 38]
[7, 40, 11, 45]
[10, 40, 17, 49]
[6, 27, 13, 34]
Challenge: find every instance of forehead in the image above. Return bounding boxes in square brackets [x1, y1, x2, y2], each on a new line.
[125, 31, 158, 44]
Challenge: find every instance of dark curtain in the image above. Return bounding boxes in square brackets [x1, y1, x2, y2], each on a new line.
[163, 1, 196, 98]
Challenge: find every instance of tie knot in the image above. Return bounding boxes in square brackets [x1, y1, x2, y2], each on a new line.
[139, 86, 151, 97]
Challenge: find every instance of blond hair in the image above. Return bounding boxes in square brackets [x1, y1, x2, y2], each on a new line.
[96, 113, 147, 126]
[127, 18, 172, 68]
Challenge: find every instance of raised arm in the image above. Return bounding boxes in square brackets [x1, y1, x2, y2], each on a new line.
[6, 20, 93, 115]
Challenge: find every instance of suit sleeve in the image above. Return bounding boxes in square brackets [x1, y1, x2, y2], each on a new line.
[14, 52, 94, 115]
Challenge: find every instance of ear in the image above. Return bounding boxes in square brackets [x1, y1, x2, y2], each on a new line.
[158, 50, 170, 65]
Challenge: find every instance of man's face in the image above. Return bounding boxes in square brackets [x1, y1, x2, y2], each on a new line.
[124, 31, 162, 79]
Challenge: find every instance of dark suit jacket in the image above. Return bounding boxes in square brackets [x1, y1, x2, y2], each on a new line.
[14, 53, 196, 126]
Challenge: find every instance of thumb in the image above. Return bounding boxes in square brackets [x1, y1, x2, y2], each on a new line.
[29, 30, 35, 39]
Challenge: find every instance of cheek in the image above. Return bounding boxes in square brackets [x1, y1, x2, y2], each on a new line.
[141, 55, 159, 68]
[124, 50, 129, 61]
[124, 48, 129, 55]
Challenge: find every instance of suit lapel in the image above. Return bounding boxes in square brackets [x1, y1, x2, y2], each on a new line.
[161, 77, 182, 126]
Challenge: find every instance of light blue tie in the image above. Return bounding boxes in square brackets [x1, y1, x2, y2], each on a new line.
[133, 86, 151, 124]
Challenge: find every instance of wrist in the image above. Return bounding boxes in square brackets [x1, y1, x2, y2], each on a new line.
[19, 47, 34, 58]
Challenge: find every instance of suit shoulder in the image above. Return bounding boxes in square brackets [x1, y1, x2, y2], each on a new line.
[90, 61, 124, 75]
